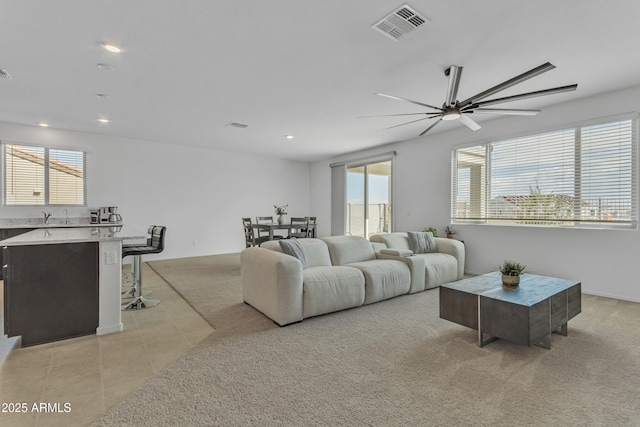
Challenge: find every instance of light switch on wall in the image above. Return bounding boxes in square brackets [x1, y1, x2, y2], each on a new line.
[105, 251, 117, 265]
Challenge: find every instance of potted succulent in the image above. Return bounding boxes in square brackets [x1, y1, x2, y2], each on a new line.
[498, 260, 526, 287]
[443, 225, 456, 239]
[423, 227, 438, 237]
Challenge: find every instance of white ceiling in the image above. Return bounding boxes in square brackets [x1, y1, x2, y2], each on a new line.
[1, 1, 640, 162]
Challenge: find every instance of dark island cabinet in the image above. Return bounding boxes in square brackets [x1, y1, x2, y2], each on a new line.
[3, 242, 99, 346]
[0, 228, 33, 279]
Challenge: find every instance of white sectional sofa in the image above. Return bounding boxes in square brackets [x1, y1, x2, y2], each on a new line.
[240, 236, 425, 326]
[369, 232, 465, 290]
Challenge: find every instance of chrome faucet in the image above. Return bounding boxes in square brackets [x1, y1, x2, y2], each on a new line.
[42, 211, 52, 224]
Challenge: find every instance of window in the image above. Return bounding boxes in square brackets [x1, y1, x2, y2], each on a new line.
[3, 144, 86, 206]
[330, 151, 395, 237]
[346, 160, 393, 238]
[451, 117, 637, 228]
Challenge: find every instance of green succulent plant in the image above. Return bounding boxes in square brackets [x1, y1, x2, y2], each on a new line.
[443, 225, 456, 235]
[423, 227, 438, 237]
[499, 260, 526, 277]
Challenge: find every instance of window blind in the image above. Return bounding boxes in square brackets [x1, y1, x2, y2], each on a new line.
[49, 149, 85, 205]
[451, 117, 637, 228]
[3, 144, 86, 206]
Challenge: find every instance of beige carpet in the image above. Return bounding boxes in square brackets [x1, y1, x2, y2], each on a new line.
[95, 254, 640, 426]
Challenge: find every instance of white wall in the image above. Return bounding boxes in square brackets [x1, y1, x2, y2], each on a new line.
[311, 85, 640, 302]
[0, 122, 311, 260]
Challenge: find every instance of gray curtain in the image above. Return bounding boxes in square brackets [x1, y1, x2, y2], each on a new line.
[330, 163, 346, 236]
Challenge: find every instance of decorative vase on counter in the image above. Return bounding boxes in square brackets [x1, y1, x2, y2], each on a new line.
[277, 214, 286, 225]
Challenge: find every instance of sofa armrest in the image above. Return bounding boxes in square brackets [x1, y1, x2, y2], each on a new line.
[434, 238, 466, 279]
[240, 247, 304, 326]
[376, 252, 426, 293]
[380, 248, 414, 257]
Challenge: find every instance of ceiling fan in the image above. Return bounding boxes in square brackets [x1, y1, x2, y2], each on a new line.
[362, 62, 577, 136]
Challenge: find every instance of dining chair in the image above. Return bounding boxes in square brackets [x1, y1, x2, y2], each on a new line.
[305, 216, 317, 237]
[243, 217, 269, 247]
[256, 216, 283, 240]
[288, 217, 310, 238]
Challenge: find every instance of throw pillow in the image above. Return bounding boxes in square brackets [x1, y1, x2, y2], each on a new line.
[279, 239, 309, 268]
[407, 231, 437, 254]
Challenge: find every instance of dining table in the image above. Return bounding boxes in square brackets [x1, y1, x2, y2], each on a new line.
[252, 221, 316, 240]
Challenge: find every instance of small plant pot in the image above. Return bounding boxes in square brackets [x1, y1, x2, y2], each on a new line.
[446, 234, 454, 239]
[502, 274, 520, 287]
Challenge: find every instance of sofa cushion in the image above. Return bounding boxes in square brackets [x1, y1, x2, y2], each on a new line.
[414, 253, 459, 289]
[302, 266, 365, 318]
[407, 231, 437, 254]
[322, 236, 376, 265]
[262, 238, 332, 268]
[279, 239, 308, 268]
[347, 259, 411, 305]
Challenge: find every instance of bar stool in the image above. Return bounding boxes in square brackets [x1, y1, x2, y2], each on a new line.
[121, 226, 153, 298]
[121, 225, 167, 310]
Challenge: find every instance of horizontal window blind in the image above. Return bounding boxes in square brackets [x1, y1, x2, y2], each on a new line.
[3, 144, 86, 206]
[452, 118, 637, 228]
[49, 149, 85, 205]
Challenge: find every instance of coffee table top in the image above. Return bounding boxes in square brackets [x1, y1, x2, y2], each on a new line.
[442, 271, 580, 307]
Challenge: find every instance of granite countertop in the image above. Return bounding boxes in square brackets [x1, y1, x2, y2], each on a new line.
[0, 225, 146, 246]
[0, 217, 119, 229]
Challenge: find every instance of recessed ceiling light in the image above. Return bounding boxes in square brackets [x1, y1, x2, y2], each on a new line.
[96, 93, 109, 99]
[285, 135, 294, 139]
[96, 63, 114, 71]
[97, 117, 110, 123]
[100, 42, 122, 53]
[38, 122, 49, 127]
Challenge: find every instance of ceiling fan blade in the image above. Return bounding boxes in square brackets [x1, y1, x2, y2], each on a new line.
[472, 108, 540, 116]
[357, 113, 432, 118]
[445, 66, 463, 108]
[471, 84, 578, 108]
[458, 114, 481, 131]
[458, 62, 556, 108]
[419, 119, 441, 136]
[375, 93, 443, 111]
[381, 115, 439, 130]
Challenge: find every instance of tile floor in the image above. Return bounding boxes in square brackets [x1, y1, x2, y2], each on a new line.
[0, 263, 214, 426]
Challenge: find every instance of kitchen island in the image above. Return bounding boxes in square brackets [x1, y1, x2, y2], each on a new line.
[1, 226, 145, 346]
[0, 218, 124, 279]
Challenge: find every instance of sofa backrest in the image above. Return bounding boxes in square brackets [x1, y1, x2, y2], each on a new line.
[260, 238, 332, 267]
[369, 232, 411, 250]
[321, 235, 376, 265]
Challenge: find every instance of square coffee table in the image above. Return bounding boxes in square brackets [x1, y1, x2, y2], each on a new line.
[440, 272, 581, 349]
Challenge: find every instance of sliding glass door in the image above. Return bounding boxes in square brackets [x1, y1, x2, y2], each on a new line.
[346, 160, 393, 238]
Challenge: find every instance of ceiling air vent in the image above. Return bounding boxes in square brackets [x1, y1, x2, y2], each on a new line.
[225, 121, 248, 129]
[0, 69, 11, 79]
[372, 4, 428, 41]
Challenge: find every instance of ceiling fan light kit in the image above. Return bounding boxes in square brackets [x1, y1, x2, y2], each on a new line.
[367, 62, 578, 136]
[441, 110, 460, 121]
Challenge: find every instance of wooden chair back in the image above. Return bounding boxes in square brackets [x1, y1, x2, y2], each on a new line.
[288, 217, 310, 238]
